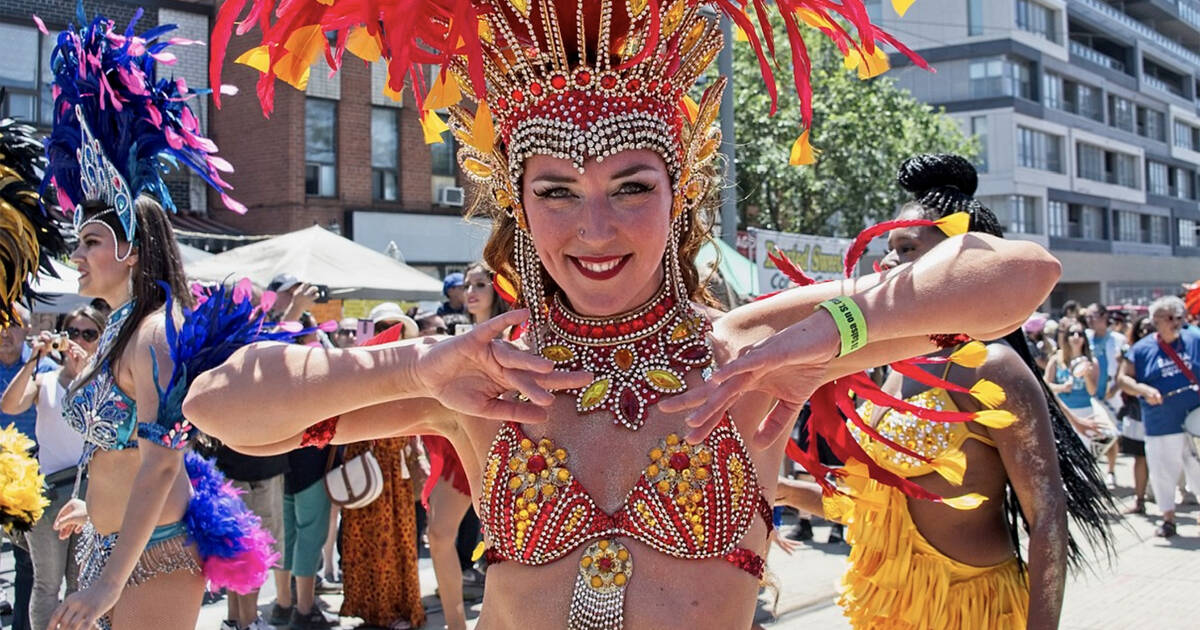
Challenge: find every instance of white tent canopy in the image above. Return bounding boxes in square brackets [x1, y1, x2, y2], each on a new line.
[184, 225, 444, 301]
[29, 259, 91, 314]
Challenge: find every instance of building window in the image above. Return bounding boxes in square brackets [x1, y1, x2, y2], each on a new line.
[1076, 143, 1104, 182]
[1047, 76, 1103, 121]
[1077, 144, 1139, 189]
[968, 0, 984, 35]
[1147, 161, 1170, 196]
[431, 134, 456, 177]
[1175, 168, 1196, 200]
[1042, 73, 1062, 109]
[305, 99, 337, 197]
[968, 58, 1032, 100]
[1149, 215, 1169, 245]
[1064, 204, 1106, 240]
[1048, 200, 1067, 237]
[371, 108, 399, 201]
[1115, 211, 1139, 242]
[1073, 83, 1102, 121]
[1175, 120, 1200, 151]
[1138, 107, 1166, 142]
[971, 116, 988, 173]
[1180, 219, 1198, 248]
[1009, 195, 1039, 234]
[1017, 127, 1063, 172]
[1108, 95, 1134, 133]
[1015, 0, 1058, 43]
[0, 24, 54, 124]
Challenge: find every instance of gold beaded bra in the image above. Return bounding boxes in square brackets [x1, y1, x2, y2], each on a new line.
[851, 388, 997, 480]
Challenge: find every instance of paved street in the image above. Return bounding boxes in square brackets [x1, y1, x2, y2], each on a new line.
[2, 454, 1197, 629]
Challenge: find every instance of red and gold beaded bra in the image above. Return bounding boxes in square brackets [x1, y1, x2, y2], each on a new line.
[542, 284, 713, 430]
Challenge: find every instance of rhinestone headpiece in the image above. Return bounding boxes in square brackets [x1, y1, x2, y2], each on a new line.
[443, 1, 725, 226]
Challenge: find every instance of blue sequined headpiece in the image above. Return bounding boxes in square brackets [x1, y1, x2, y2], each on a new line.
[42, 3, 245, 246]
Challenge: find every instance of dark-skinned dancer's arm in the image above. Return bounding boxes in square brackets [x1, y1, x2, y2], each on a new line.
[665, 233, 1061, 446]
[184, 309, 592, 449]
[973, 346, 1067, 630]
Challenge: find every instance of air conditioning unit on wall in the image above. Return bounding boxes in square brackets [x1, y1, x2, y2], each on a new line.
[437, 186, 465, 207]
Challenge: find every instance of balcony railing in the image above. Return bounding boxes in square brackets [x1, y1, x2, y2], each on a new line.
[1074, 0, 1200, 69]
[1069, 40, 1126, 72]
[1143, 74, 1184, 96]
[1178, 0, 1200, 31]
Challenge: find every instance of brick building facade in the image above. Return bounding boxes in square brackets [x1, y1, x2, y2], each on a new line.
[1, 0, 482, 274]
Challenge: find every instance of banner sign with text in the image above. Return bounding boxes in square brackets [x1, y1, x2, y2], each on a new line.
[748, 228, 854, 293]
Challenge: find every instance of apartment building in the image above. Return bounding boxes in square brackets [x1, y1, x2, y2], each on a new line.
[871, 0, 1200, 306]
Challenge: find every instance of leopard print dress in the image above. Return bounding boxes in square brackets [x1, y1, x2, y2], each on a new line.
[340, 436, 425, 628]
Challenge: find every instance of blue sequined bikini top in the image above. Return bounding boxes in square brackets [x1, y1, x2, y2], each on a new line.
[64, 301, 139, 452]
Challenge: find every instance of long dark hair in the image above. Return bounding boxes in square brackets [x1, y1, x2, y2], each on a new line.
[465, 261, 509, 322]
[69, 195, 194, 396]
[897, 154, 1117, 569]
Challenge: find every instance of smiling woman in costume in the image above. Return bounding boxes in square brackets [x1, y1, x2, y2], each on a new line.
[40, 8, 276, 630]
[187, 2, 1062, 628]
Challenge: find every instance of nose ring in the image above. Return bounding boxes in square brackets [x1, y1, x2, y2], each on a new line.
[578, 227, 586, 237]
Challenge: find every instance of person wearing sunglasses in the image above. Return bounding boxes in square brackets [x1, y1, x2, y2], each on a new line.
[1045, 320, 1100, 429]
[1119, 296, 1200, 537]
[1, 305, 105, 629]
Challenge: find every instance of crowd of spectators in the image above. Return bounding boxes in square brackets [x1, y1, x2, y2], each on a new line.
[1023, 295, 1200, 538]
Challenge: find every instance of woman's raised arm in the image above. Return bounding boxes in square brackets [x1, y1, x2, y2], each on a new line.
[720, 233, 1059, 347]
[184, 310, 591, 448]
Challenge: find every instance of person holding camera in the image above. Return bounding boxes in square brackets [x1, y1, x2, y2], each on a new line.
[2, 306, 104, 630]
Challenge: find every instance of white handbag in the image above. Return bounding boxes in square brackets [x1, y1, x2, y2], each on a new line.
[324, 445, 383, 509]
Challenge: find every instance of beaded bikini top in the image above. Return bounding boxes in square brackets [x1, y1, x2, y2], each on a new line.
[64, 301, 138, 454]
[851, 388, 996, 480]
[479, 416, 770, 571]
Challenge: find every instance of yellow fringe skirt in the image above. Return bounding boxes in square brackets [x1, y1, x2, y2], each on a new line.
[830, 480, 1029, 629]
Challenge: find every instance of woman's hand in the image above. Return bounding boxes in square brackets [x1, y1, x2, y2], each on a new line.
[53, 498, 87, 540]
[660, 314, 838, 448]
[61, 340, 90, 379]
[48, 580, 121, 630]
[414, 309, 593, 424]
[29, 331, 55, 359]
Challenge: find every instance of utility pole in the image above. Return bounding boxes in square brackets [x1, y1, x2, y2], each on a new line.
[718, 16, 738, 246]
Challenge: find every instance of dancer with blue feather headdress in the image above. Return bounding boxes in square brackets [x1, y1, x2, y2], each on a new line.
[41, 5, 285, 629]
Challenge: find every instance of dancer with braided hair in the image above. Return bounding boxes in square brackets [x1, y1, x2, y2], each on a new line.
[738, 154, 1116, 629]
[188, 3, 1063, 627]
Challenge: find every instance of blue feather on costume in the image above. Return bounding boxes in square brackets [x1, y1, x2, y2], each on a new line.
[41, 1, 244, 218]
[149, 280, 298, 449]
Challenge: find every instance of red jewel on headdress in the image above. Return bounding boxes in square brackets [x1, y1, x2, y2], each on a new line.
[551, 75, 567, 90]
[575, 71, 591, 86]
[601, 75, 617, 89]
[529, 82, 543, 96]
[648, 80, 659, 92]
[526, 454, 547, 473]
[511, 89, 524, 102]
[496, 98, 508, 110]
[669, 452, 690, 471]
[626, 79, 641, 91]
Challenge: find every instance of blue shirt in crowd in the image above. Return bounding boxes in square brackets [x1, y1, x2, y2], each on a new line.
[0, 345, 57, 443]
[1125, 327, 1200, 436]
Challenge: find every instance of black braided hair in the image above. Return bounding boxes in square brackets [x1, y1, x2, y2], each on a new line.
[897, 153, 1117, 571]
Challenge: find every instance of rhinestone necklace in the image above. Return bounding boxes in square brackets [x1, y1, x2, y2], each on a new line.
[540, 284, 713, 430]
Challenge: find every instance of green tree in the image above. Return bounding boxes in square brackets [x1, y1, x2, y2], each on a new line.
[729, 28, 976, 235]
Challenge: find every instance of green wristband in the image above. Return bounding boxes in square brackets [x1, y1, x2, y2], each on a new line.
[815, 297, 868, 357]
